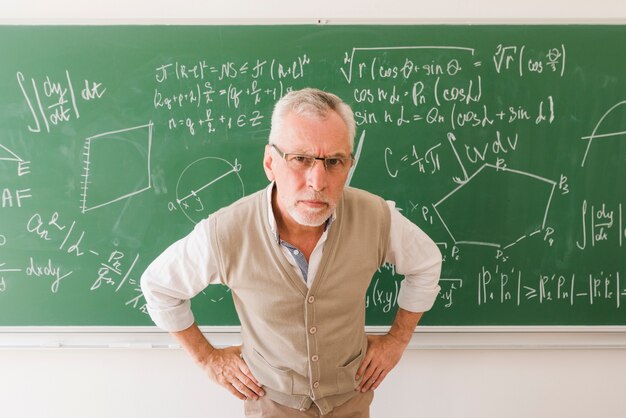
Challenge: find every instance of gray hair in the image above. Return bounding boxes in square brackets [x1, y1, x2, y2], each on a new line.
[269, 88, 356, 149]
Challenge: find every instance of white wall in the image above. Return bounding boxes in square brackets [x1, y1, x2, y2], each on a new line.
[1, 0, 626, 22]
[1, 347, 625, 417]
[1, 2, 625, 418]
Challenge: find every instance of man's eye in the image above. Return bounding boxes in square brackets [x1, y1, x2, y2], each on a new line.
[326, 158, 343, 167]
[290, 155, 311, 164]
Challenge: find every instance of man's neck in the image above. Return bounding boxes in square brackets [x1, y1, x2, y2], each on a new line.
[271, 190, 326, 259]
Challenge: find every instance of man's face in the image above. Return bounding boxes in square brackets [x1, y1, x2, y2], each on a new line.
[263, 110, 352, 228]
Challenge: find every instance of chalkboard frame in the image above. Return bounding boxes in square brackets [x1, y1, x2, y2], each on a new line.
[1, 326, 626, 349]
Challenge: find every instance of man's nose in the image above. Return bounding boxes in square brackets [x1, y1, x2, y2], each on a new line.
[306, 159, 328, 191]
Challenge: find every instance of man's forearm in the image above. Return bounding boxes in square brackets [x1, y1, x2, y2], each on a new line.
[172, 322, 215, 366]
[387, 308, 424, 346]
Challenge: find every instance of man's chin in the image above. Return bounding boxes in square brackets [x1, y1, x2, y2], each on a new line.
[290, 207, 331, 227]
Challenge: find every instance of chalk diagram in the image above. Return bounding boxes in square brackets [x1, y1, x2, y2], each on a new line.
[433, 137, 557, 250]
[0, 143, 24, 166]
[175, 156, 244, 305]
[80, 122, 153, 214]
[0, 142, 30, 179]
[581, 100, 626, 167]
[175, 157, 245, 224]
[198, 284, 233, 304]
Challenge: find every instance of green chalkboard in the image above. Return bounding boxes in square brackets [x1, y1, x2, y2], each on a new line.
[0, 25, 624, 327]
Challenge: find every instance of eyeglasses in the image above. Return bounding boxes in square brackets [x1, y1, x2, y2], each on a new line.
[270, 144, 354, 174]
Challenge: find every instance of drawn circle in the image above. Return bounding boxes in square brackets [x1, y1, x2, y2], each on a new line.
[175, 157, 245, 224]
[0, 235, 6, 246]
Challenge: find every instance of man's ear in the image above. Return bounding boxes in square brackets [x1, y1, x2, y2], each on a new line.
[263, 144, 275, 182]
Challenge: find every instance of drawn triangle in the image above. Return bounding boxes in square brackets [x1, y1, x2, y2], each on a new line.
[0, 144, 21, 162]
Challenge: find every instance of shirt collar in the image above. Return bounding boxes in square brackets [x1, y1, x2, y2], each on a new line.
[265, 182, 336, 244]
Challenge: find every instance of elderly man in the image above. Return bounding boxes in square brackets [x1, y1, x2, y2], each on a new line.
[141, 88, 442, 417]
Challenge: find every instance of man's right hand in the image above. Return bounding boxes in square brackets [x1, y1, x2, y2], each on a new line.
[201, 345, 265, 401]
[171, 324, 265, 401]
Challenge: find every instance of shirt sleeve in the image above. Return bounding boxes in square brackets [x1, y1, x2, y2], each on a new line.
[385, 201, 443, 313]
[140, 218, 222, 332]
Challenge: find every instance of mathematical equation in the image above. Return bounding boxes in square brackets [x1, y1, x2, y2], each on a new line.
[345, 44, 560, 133]
[576, 201, 624, 250]
[0, 209, 146, 314]
[478, 265, 625, 308]
[153, 55, 310, 137]
[16, 70, 106, 134]
[363, 264, 625, 314]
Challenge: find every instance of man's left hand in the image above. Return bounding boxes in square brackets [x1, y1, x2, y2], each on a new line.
[354, 333, 408, 392]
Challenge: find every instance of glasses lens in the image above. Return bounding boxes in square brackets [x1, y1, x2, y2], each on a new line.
[286, 155, 315, 169]
[284, 152, 353, 173]
[324, 158, 346, 171]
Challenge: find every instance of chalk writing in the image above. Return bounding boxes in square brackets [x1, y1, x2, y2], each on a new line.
[477, 265, 624, 309]
[27, 212, 90, 256]
[89, 250, 144, 313]
[16, 70, 106, 134]
[153, 55, 310, 137]
[576, 201, 624, 250]
[1, 188, 32, 208]
[384, 143, 442, 178]
[439, 278, 463, 308]
[0, 144, 32, 209]
[0, 260, 21, 292]
[0, 143, 30, 176]
[26, 257, 73, 293]
[492, 44, 566, 77]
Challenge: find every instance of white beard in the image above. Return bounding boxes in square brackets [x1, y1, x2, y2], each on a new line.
[287, 201, 335, 227]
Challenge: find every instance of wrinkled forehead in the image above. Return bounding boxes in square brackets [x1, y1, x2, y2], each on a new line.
[275, 111, 351, 154]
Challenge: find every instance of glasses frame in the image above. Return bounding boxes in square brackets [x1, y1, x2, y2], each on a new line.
[270, 143, 355, 173]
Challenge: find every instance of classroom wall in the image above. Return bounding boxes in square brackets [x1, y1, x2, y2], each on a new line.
[1, 1, 625, 417]
[1, 347, 625, 418]
[1, 0, 626, 21]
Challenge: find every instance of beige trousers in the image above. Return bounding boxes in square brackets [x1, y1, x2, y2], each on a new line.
[244, 390, 374, 418]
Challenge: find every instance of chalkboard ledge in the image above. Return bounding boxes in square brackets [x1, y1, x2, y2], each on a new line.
[1, 326, 626, 350]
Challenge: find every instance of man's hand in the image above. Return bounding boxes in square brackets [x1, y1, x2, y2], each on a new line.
[355, 308, 424, 392]
[201, 345, 265, 401]
[171, 323, 264, 401]
[355, 334, 407, 392]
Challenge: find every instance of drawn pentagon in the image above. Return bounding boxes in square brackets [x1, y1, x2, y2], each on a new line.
[433, 164, 556, 247]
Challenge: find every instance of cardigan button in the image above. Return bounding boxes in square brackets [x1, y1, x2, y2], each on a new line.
[309, 326, 317, 334]
[311, 355, 319, 362]
[308, 296, 315, 304]
[313, 381, 320, 388]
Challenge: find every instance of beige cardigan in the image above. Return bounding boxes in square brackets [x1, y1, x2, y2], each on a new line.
[208, 187, 391, 415]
